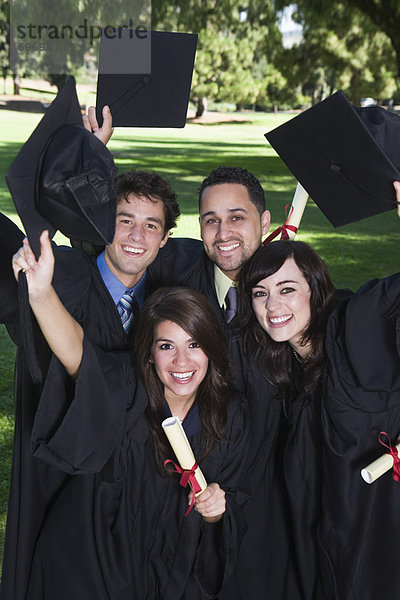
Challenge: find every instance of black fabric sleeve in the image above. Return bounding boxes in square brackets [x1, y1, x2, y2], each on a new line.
[320, 275, 400, 600]
[31, 337, 138, 475]
[193, 400, 249, 598]
[0, 212, 25, 323]
[147, 237, 204, 288]
[326, 272, 400, 393]
[52, 245, 93, 314]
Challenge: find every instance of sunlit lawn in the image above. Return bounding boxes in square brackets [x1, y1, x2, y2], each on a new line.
[0, 105, 399, 564]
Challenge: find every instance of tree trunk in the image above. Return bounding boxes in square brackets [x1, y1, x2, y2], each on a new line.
[346, 0, 400, 80]
[195, 96, 207, 118]
[2, 69, 7, 94]
[349, 71, 361, 106]
[311, 87, 318, 106]
[13, 74, 20, 95]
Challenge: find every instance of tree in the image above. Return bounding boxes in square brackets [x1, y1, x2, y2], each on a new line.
[152, 0, 284, 115]
[0, 1, 9, 92]
[190, 28, 263, 115]
[327, 0, 400, 80]
[9, 0, 150, 90]
[276, 1, 397, 105]
[0, 1, 23, 94]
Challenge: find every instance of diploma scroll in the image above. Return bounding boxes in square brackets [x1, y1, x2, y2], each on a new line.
[162, 416, 207, 496]
[285, 182, 309, 240]
[263, 181, 309, 244]
[361, 442, 400, 484]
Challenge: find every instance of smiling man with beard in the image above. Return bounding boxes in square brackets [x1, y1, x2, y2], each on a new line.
[197, 167, 270, 316]
[152, 166, 271, 333]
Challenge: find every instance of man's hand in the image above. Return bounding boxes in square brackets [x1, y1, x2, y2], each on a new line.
[188, 482, 226, 523]
[82, 105, 113, 145]
[393, 181, 400, 218]
[12, 230, 54, 302]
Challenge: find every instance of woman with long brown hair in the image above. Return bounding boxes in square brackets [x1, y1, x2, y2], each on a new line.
[12, 235, 248, 599]
[237, 198, 400, 600]
[135, 286, 232, 469]
[220, 240, 336, 600]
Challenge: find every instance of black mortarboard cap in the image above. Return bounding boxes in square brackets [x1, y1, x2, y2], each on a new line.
[96, 30, 198, 127]
[265, 91, 400, 227]
[6, 76, 117, 260]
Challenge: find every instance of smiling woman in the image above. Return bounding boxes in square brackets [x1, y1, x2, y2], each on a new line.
[227, 239, 336, 599]
[236, 220, 400, 599]
[136, 287, 236, 468]
[151, 320, 209, 420]
[240, 240, 335, 395]
[251, 257, 311, 356]
[14, 268, 248, 598]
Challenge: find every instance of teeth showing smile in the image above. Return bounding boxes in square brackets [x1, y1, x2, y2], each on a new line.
[122, 246, 144, 254]
[270, 315, 292, 324]
[218, 242, 240, 252]
[170, 371, 195, 382]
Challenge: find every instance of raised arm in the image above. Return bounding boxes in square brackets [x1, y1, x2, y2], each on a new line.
[12, 230, 83, 377]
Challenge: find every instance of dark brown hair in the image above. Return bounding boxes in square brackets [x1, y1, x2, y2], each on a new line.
[198, 166, 266, 215]
[239, 240, 336, 397]
[117, 170, 180, 234]
[135, 287, 232, 465]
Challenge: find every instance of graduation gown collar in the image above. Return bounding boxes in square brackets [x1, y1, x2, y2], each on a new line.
[163, 400, 201, 437]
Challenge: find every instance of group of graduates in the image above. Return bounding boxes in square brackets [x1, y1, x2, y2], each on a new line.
[1, 77, 400, 600]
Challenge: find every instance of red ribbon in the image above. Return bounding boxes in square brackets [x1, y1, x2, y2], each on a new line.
[378, 431, 400, 482]
[164, 459, 202, 516]
[263, 204, 298, 245]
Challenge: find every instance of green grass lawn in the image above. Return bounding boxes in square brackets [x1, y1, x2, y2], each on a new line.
[0, 106, 399, 565]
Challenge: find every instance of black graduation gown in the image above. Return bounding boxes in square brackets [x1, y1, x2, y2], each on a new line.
[154, 239, 232, 329]
[0, 241, 152, 600]
[155, 240, 321, 598]
[319, 273, 400, 599]
[149, 237, 204, 289]
[0, 213, 24, 323]
[151, 240, 224, 326]
[282, 367, 324, 600]
[219, 358, 323, 600]
[25, 339, 248, 599]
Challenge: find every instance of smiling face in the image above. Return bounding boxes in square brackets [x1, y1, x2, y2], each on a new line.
[151, 320, 209, 416]
[104, 194, 169, 288]
[251, 257, 312, 356]
[199, 183, 270, 281]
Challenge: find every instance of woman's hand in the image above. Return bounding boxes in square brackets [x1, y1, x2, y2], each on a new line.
[12, 230, 83, 377]
[393, 181, 400, 218]
[188, 482, 226, 523]
[12, 230, 54, 302]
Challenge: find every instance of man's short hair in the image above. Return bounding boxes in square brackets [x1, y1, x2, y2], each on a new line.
[116, 170, 180, 234]
[198, 166, 266, 215]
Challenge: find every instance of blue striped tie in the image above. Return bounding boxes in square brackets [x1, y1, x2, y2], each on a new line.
[118, 290, 138, 332]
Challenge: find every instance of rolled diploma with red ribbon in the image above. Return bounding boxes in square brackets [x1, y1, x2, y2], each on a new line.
[361, 443, 400, 483]
[285, 182, 309, 240]
[162, 416, 207, 496]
